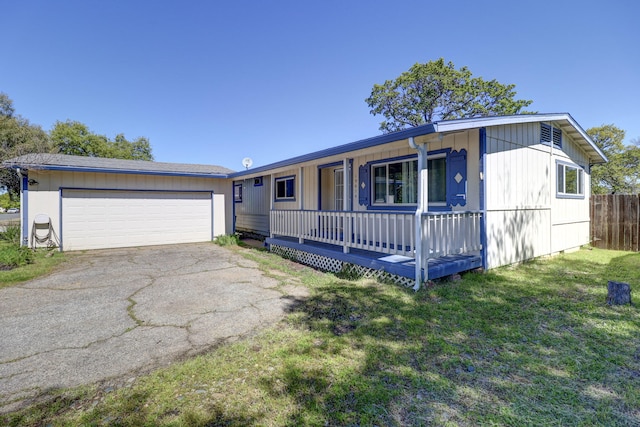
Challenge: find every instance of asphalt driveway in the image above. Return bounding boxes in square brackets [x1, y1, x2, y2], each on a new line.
[0, 243, 307, 412]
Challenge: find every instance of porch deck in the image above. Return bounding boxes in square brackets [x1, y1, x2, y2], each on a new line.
[266, 236, 482, 281]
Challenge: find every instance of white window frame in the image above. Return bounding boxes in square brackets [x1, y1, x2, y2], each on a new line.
[274, 175, 295, 201]
[334, 168, 344, 211]
[371, 157, 418, 206]
[370, 153, 447, 207]
[556, 161, 584, 198]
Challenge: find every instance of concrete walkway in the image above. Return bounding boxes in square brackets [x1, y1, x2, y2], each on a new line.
[0, 243, 307, 412]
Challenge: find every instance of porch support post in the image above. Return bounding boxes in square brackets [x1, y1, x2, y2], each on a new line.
[270, 174, 275, 238]
[342, 158, 350, 253]
[409, 137, 429, 291]
[299, 166, 304, 244]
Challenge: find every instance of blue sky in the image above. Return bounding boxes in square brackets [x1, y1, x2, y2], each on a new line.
[3, 0, 638, 170]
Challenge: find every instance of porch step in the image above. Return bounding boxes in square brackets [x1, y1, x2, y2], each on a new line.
[266, 237, 482, 281]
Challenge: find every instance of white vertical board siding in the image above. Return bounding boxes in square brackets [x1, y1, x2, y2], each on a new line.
[61, 189, 212, 250]
[550, 128, 592, 252]
[485, 123, 551, 210]
[303, 165, 317, 210]
[485, 122, 592, 267]
[26, 171, 232, 248]
[212, 193, 226, 238]
[235, 177, 271, 235]
[485, 124, 552, 267]
[551, 220, 590, 253]
[485, 209, 551, 269]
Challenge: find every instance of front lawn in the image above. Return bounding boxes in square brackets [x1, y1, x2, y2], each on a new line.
[3, 247, 639, 426]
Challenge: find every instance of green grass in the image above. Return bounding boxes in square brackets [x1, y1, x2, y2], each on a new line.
[213, 233, 242, 246]
[2, 247, 639, 426]
[0, 242, 34, 268]
[0, 242, 66, 288]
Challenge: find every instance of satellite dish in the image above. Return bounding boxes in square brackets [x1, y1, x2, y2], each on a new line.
[242, 157, 253, 170]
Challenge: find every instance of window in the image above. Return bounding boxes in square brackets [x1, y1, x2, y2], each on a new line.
[541, 123, 562, 149]
[557, 162, 584, 197]
[370, 155, 447, 206]
[373, 158, 418, 205]
[234, 183, 242, 202]
[427, 157, 446, 204]
[254, 176, 263, 186]
[275, 176, 295, 201]
[334, 169, 344, 210]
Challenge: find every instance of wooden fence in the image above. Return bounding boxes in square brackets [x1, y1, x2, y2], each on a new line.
[590, 194, 640, 251]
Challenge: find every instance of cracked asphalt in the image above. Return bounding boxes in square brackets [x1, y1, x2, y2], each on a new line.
[0, 242, 307, 412]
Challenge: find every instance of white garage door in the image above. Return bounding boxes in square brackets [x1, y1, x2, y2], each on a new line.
[61, 189, 213, 250]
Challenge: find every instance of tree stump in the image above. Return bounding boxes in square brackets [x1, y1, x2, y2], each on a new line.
[607, 281, 632, 305]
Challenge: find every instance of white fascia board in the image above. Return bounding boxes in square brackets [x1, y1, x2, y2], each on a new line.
[433, 113, 569, 133]
[433, 114, 607, 164]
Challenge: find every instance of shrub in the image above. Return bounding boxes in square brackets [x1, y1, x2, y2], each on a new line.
[214, 233, 241, 246]
[0, 224, 21, 245]
[0, 243, 34, 269]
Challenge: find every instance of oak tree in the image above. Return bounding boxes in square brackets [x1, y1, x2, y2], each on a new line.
[0, 93, 51, 197]
[51, 120, 154, 161]
[587, 124, 640, 194]
[366, 58, 534, 133]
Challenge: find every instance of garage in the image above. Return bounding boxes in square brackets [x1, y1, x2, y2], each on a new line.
[4, 154, 234, 250]
[61, 189, 214, 250]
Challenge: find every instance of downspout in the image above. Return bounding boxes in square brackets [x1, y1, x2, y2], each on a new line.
[16, 167, 28, 247]
[408, 138, 427, 291]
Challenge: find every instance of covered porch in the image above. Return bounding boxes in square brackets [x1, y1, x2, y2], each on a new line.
[267, 209, 483, 285]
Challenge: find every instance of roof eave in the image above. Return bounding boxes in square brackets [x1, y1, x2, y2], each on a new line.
[229, 123, 437, 178]
[434, 113, 607, 164]
[3, 162, 230, 179]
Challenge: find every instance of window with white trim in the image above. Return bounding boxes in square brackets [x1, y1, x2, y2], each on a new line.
[275, 176, 295, 201]
[557, 162, 584, 197]
[373, 158, 418, 205]
[371, 155, 447, 206]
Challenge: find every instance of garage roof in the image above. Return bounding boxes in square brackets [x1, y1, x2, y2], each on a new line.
[4, 153, 235, 178]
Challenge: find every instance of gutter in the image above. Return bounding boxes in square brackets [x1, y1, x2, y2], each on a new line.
[16, 168, 28, 246]
[3, 163, 230, 179]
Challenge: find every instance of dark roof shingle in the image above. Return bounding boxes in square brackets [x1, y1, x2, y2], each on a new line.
[3, 153, 235, 176]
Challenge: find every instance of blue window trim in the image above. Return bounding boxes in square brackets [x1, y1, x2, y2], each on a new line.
[21, 174, 28, 246]
[364, 149, 452, 212]
[479, 128, 488, 270]
[555, 160, 585, 199]
[254, 176, 263, 187]
[234, 182, 243, 203]
[318, 160, 343, 169]
[274, 175, 296, 202]
[317, 161, 343, 210]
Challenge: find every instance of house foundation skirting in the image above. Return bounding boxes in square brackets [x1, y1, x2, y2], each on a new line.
[269, 244, 415, 287]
